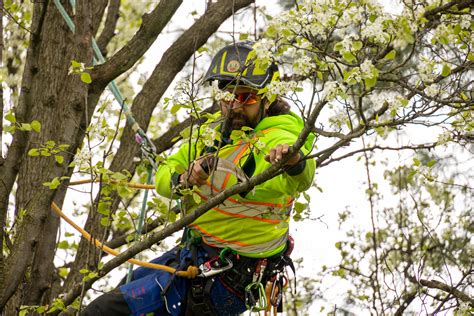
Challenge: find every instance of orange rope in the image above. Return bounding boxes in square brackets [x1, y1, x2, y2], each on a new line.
[51, 202, 199, 278]
[69, 179, 155, 190]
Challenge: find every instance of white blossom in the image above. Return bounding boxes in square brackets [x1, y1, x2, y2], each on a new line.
[460, 14, 471, 29]
[417, 57, 436, 82]
[265, 81, 298, 96]
[322, 81, 341, 101]
[424, 84, 440, 98]
[253, 39, 275, 63]
[436, 131, 452, 145]
[212, 84, 234, 102]
[202, 127, 217, 147]
[361, 17, 390, 44]
[293, 54, 315, 76]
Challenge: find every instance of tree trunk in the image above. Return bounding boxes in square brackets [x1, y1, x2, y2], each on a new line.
[0, 0, 98, 310]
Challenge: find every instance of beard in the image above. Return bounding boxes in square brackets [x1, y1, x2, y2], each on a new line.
[222, 110, 259, 137]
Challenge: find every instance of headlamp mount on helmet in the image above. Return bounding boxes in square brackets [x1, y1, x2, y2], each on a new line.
[203, 41, 279, 91]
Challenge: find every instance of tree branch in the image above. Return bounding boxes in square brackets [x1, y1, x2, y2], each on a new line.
[91, 0, 183, 86]
[407, 274, 474, 306]
[317, 143, 438, 168]
[96, 0, 120, 55]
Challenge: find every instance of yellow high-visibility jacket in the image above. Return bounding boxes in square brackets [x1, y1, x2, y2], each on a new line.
[156, 111, 315, 258]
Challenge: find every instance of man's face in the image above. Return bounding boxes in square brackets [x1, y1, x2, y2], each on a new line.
[220, 86, 265, 132]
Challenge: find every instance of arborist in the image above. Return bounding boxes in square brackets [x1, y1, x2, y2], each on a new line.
[82, 41, 315, 315]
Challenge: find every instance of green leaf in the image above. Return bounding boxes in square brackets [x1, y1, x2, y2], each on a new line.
[97, 202, 110, 215]
[31, 120, 41, 133]
[55, 155, 64, 164]
[43, 177, 61, 189]
[383, 49, 396, 60]
[239, 33, 249, 40]
[20, 123, 32, 131]
[171, 103, 183, 114]
[342, 52, 356, 63]
[364, 77, 377, 89]
[352, 41, 363, 51]
[413, 158, 421, 166]
[79, 268, 89, 274]
[192, 193, 201, 204]
[28, 148, 40, 157]
[80, 72, 92, 84]
[266, 25, 277, 37]
[427, 160, 437, 168]
[58, 267, 69, 278]
[100, 217, 111, 226]
[468, 52, 474, 61]
[5, 111, 16, 123]
[174, 164, 186, 174]
[441, 64, 451, 77]
[71, 60, 82, 68]
[57, 240, 69, 249]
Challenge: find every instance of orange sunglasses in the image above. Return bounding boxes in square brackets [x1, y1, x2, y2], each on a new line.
[231, 92, 259, 105]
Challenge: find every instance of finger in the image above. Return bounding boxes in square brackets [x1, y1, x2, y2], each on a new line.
[194, 164, 210, 180]
[274, 145, 284, 161]
[268, 148, 277, 164]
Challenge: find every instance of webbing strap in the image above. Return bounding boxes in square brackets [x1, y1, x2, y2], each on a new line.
[126, 166, 154, 283]
[53, 0, 157, 170]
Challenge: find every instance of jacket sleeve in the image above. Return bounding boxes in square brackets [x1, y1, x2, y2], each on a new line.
[155, 141, 193, 199]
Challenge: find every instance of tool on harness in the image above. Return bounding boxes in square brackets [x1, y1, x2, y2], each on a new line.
[198, 256, 233, 278]
[270, 273, 287, 307]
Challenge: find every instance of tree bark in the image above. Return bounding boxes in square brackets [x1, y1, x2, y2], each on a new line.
[96, 0, 121, 56]
[0, 0, 102, 309]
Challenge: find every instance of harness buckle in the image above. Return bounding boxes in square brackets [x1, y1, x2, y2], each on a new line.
[198, 256, 233, 278]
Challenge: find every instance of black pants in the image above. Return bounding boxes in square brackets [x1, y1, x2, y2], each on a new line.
[81, 289, 131, 316]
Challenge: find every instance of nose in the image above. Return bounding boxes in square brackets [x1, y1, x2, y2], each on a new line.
[229, 100, 243, 111]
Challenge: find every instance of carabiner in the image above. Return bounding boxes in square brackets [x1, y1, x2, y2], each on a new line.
[245, 281, 268, 311]
[198, 256, 233, 278]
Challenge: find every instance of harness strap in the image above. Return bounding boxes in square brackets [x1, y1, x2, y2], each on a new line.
[186, 278, 217, 316]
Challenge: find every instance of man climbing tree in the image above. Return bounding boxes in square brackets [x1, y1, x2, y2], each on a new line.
[83, 41, 315, 315]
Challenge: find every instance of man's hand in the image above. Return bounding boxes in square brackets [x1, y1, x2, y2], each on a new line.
[264, 144, 301, 166]
[179, 156, 214, 188]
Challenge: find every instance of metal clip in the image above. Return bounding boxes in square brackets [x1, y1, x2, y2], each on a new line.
[198, 257, 233, 278]
[245, 281, 268, 311]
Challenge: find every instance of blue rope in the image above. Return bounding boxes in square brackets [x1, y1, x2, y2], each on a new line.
[126, 167, 154, 283]
[53, 0, 158, 283]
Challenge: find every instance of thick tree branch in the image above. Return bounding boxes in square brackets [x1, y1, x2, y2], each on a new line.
[96, 0, 120, 55]
[407, 274, 474, 306]
[394, 291, 417, 316]
[91, 0, 183, 86]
